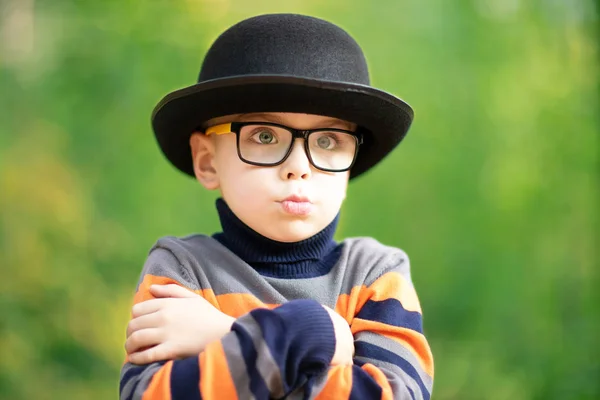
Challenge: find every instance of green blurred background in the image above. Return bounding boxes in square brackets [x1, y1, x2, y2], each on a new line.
[1, 1, 598, 399]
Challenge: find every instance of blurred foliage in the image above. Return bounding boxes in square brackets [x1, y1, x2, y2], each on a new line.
[1, 0, 598, 399]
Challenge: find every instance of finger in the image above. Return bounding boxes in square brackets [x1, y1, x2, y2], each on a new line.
[131, 298, 167, 318]
[126, 312, 162, 338]
[150, 284, 198, 298]
[124, 328, 163, 355]
[129, 343, 174, 365]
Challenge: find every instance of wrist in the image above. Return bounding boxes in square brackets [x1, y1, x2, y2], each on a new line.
[323, 306, 354, 366]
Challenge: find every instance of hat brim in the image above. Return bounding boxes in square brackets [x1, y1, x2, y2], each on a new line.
[151, 75, 413, 180]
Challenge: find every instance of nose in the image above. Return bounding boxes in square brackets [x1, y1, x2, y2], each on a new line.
[280, 140, 312, 180]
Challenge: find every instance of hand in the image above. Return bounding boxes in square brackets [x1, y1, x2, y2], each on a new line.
[322, 305, 354, 366]
[125, 284, 235, 365]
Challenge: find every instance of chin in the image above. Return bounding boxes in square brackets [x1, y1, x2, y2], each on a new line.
[265, 221, 320, 243]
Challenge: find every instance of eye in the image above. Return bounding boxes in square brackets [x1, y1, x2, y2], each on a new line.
[251, 129, 278, 144]
[316, 135, 336, 150]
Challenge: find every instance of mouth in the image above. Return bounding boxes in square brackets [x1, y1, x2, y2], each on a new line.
[278, 195, 313, 216]
[282, 195, 311, 203]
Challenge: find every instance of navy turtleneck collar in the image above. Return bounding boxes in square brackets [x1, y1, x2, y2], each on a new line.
[212, 198, 342, 279]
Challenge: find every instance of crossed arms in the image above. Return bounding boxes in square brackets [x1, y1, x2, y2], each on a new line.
[119, 248, 434, 399]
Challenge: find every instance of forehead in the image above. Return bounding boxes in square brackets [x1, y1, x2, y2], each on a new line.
[204, 112, 356, 130]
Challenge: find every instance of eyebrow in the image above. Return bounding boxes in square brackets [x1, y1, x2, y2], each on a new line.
[236, 113, 355, 130]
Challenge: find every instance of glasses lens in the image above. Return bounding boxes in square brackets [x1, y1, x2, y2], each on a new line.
[308, 131, 358, 171]
[238, 124, 292, 164]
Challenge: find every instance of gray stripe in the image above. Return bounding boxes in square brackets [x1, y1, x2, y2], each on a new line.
[361, 247, 411, 288]
[158, 236, 287, 303]
[264, 242, 356, 307]
[238, 313, 285, 398]
[222, 333, 255, 400]
[343, 238, 409, 288]
[356, 331, 433, 389]
[266, 273, 343, 307]
[120, 362, 164, 400]
[156, 236, 409, 308]
[137, 248, 198, 290]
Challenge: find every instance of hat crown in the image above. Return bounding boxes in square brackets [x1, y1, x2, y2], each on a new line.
[199, 14, 370, 85]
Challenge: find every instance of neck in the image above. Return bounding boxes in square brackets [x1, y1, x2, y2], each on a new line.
[212, 198, 342, 278]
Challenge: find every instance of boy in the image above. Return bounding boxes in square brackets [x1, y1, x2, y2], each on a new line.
[120, 13, 434, 400]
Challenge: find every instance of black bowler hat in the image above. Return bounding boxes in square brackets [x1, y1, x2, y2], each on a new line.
[151, 13, 414, 180]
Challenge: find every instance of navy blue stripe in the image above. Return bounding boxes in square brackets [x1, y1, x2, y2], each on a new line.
[171, 357, 202, 400]
[356, 298, 423, 333]
[353, 357, 366, 367]
[234, 323, 270, 398]
[355, 341, 430, 400]
[349, 365, 382, 400]
[249, 307, 294, 385]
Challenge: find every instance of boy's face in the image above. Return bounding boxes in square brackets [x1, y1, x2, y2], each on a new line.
[190, 112, 356, 243]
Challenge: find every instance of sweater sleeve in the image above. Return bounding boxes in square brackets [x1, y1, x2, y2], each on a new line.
[301, 253, 434, 400]
[119, 247, 336, 400]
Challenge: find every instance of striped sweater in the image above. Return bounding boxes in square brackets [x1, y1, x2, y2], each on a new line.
[120, 212, 434, 399]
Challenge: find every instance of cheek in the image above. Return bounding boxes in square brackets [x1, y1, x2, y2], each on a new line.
[317, 173, 349, 207]
[213, 151, 272, 201]
[213, 140, 243, 180]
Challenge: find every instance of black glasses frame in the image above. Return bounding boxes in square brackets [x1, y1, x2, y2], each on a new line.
[228, 121, 363, 173]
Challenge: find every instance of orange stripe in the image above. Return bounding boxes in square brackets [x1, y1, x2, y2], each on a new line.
[366, 272, 422, 313]
[134, 275, 277, 317]
[133, 275, 182, 306]
[141, 360, 173, 400]
[137, 272, 419, 314]
[352, 319, 434, 377]
[198, 291, 277, 317]
[362, 363, 393, 400]
[336, 272, 421, 323]
[314, 365, 352, 399]
[335, 285, 366, 323]
[199, 340, 238, 399]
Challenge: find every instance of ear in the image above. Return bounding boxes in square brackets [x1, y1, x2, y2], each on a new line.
[189, 132, 220, 190]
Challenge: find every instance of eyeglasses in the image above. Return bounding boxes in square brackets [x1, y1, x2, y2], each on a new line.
[204, 121, 363, 172]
